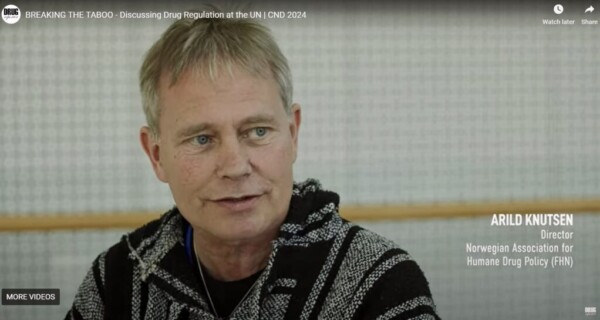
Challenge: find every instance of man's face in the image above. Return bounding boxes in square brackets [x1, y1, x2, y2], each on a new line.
[141, 67, 301, 243]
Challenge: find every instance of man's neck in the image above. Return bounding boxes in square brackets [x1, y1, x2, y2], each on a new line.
[193, 229, 275, 281]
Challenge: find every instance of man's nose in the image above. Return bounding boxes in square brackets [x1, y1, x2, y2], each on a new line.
[215, 138, 252, 179]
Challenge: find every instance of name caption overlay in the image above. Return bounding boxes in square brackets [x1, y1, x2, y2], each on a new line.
[465, 213, 575, 269]
[2, 289, 60, 305]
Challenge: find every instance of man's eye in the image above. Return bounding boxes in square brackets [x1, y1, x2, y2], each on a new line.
[252, 127, 269, 138]
[192, 135, 211, 145]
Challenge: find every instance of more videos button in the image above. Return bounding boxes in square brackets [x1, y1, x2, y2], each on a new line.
[2, 288, 60, 305]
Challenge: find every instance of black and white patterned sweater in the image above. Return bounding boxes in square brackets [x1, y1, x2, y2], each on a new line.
[66, 179, 440, 319]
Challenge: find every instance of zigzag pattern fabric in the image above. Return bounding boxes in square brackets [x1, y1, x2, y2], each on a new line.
[66, 179, 440, 319]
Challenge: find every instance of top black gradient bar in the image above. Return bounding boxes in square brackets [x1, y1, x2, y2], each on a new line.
[3, 0, 598, 28]
[1, 0, 593, 14]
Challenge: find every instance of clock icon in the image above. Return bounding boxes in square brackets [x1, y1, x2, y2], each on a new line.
[554, 4, 564, 14]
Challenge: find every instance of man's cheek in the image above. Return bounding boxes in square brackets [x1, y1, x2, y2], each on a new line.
[269, 139, 295, 159]
[180, 164, 203, 186]
[173, 154, 206, 184]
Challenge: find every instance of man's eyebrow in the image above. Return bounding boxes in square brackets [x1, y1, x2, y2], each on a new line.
[176, 123, 212, 138]
[239, 114, 277, 126]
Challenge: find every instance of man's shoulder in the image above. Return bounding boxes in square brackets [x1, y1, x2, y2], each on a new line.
[341, 221, 410, 259]
[330, 222, 439, 318]
[334, 221, 431, 293]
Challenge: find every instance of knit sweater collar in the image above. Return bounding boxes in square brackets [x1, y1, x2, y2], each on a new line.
[125, 178, 342, 316]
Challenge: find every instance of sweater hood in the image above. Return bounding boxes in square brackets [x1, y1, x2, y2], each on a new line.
[124, 178, 341, 286]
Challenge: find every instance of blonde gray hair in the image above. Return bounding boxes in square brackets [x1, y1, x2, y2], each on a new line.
[139, 11, 293, 137]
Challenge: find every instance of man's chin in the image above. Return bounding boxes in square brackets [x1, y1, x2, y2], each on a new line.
[214, 228, 266, 243]
[212, 218, 280, 243]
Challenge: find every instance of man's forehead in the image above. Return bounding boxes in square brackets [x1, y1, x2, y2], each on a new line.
[157, 65, 283, 115]
[161, 73, 271, 110]
[156, 65, 286, 133]
[159, 64, 272, 93]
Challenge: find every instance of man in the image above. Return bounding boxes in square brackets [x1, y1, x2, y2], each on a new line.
[66, 11, 440, 320]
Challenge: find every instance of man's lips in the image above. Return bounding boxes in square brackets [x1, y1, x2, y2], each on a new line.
[215, 194, 261, 201]
[212, 194, 262, 212]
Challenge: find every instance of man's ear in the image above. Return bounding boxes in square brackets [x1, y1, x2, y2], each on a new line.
[140, 126, 168, 183]
[289, 103, 301, 163]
